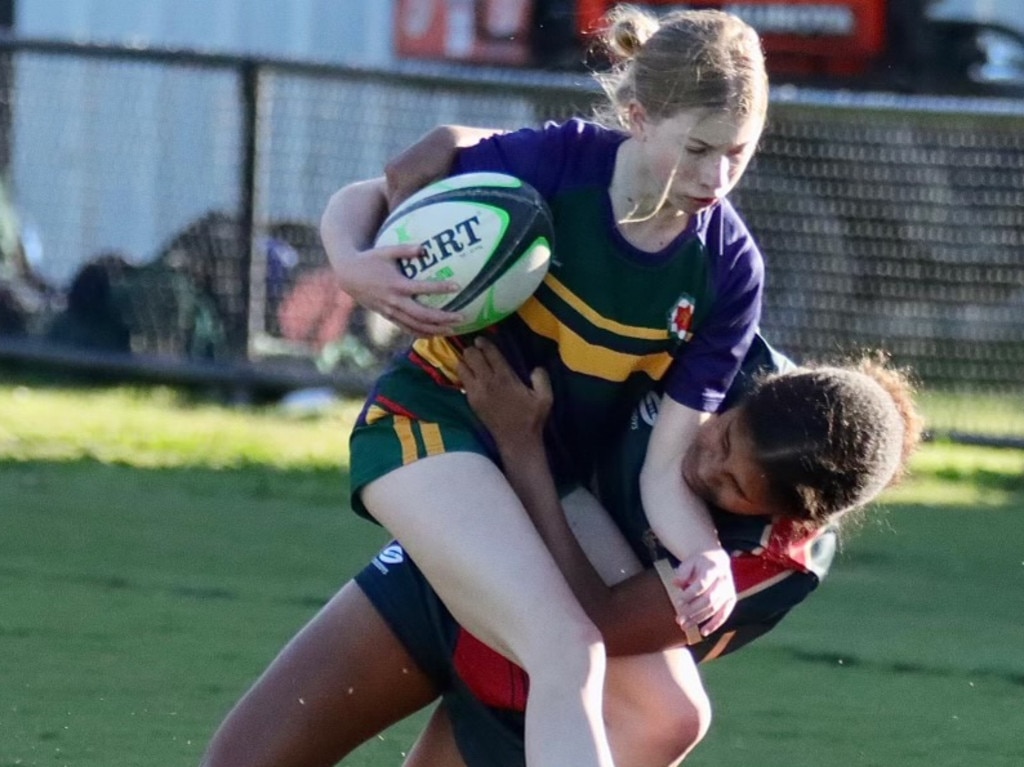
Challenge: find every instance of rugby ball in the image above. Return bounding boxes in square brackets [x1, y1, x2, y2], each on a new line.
[374, 172, 554, 335]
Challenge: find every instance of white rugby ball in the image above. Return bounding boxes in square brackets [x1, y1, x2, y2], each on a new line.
[375, 171, 554, 335]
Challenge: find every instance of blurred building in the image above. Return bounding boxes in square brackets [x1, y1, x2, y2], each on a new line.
[17, 0, 397, 66]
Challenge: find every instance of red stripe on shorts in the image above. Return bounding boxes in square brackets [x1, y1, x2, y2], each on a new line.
[453, 629, 529, 712]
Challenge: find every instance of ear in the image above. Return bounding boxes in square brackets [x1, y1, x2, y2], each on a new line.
[626, 101, 648, 138]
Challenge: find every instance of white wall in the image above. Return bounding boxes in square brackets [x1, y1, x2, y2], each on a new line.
[16, 0, 397, 65]
[11, 0, 401, 286]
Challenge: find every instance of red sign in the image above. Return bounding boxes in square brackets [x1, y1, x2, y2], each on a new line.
[395, 0, 534, 65]
[577, 1, 888, 77]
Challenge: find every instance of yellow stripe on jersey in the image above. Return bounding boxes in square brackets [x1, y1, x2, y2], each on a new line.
[393, 416, 419, 465]
[364, 404, 391, 425]
[519, 297, 674, 382]
[699, 631, 737, 662]
[419, 422, 445, 456]
[411, 336, 462, 382]
[391, 416, 445, 464]
[544, 274, 671, 341]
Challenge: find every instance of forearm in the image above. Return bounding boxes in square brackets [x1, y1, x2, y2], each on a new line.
[384, 125, 504, 205]
[319, 177, 388, 276]
[639, 461, 719, 560]
[639, 402, 719, 561]
[640, 397, 740, 636]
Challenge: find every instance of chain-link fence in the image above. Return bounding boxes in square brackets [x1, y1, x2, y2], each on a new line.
[0, 39, 1021, 441]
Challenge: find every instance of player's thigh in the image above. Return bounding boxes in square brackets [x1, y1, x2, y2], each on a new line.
[363, 452, 600, 668]
[201, 581, 439, 767]
[561, 487, 643, 586]
[603, 649, 711, 767]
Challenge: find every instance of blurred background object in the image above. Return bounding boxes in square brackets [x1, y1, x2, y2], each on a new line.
[0, 1, 1020, 442]
[391, 0, 1024, 94]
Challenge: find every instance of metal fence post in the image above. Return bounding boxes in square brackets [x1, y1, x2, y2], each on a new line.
[239, 58, 261, 362]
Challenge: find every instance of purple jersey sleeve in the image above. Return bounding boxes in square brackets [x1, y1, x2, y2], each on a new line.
[662, 200, 763, 413]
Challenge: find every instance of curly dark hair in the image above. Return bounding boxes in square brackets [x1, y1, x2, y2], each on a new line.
[741, 357, 923, 524]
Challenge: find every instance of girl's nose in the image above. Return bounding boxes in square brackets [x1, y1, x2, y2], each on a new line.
[701, 155, 729, 192]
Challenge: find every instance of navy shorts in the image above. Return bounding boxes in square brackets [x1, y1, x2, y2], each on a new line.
[355, 541, 527, 767]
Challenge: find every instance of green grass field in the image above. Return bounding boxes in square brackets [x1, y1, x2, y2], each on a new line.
[2, 380, 1023, 766]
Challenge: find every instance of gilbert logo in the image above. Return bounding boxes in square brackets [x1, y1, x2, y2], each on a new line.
[396, 215, 485, 279]
[668, 294, 696, 341]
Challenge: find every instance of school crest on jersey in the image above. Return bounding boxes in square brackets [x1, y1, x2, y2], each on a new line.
[668, 294, 696, 341]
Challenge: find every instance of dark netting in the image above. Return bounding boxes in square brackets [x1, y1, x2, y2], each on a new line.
[730, 101, 1024, 397]
[729, 98, 1024, 439]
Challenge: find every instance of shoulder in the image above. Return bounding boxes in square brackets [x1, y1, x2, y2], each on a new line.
[455, 119, 626, 196]
[535, 117, 625, 146]
[715, 511, 837, 580]
[463, 118, 623, 159]
[766, 519, 838, 580]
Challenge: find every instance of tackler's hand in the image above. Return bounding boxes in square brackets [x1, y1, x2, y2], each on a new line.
[672, 547, 737, 640]
[459, 337, 552, 452]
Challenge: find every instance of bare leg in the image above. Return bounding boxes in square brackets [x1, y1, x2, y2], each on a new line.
[564, 488, 712, 766]
[364, 453, 613, 767]
[200, 581, 439, 767]
[605, 650, 711, 767]
[392, 480, 711, 767]
[400, 651, 711, 767]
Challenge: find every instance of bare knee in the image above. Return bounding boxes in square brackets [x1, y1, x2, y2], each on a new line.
[661, 684, 712, 760]
[633, 684, 710, 763]
[605, 653, 712, 765]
